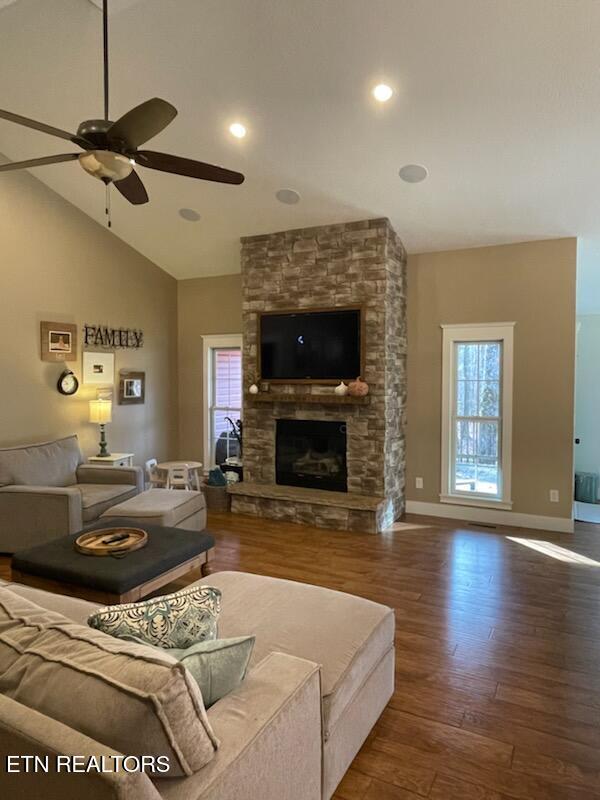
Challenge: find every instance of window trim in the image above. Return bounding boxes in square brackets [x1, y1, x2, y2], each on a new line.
[440, 322, 515, 510]
[202, 334, 243, 469]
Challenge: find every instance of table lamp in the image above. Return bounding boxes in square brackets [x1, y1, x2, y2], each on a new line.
[89, 399, 112, 457]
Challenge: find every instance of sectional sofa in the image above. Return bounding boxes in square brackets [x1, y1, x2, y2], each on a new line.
[0, 570, 395, 800]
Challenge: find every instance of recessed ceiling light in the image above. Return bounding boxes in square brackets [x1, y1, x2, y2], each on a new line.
[372, 83, 393, 102]
[179, 208, 201, 222]
[399, 164, 428, 183]
[276, 188, 301, 205]
[229, 122, 247, 139]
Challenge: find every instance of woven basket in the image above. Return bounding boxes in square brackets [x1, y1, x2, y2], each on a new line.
[202, 483, 231, 511]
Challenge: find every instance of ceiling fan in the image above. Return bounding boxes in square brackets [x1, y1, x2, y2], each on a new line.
[0, 0, 244, 221]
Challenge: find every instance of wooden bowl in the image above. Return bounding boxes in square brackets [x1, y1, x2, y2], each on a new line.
[75, 527, 148, 556]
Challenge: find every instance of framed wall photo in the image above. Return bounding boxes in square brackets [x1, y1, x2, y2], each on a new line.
[40, 321, 77, 362]
[83, 351, 115, 385]
[119, 370, 145, 405]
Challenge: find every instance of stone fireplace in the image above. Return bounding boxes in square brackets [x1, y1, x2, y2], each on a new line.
[228, 217, 407, 533]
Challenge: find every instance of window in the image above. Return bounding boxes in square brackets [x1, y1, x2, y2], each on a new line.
[441, 323, 514, 509]
[202, 335, 243, 468]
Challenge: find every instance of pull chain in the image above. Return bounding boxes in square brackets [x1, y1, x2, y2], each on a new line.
[105, 182, 112, 228]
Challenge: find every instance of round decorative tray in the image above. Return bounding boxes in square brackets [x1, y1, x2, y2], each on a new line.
[75, 527, 148, 556]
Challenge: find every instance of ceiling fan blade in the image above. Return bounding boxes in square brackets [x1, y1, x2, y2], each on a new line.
[108, 98, 177, 150]
[113, 169, 149, 205]
[136, 150, 245, 185]
[0, 153, 80, 173]
[0, 109, 88, 146]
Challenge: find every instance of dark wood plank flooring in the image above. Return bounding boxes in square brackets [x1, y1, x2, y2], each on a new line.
[2, 512, 600, 800]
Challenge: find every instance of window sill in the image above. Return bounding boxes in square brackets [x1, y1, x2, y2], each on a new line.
[440, 494, 513, 511]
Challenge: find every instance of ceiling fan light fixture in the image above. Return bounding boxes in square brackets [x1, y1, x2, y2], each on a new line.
[79, 150, 133, 182]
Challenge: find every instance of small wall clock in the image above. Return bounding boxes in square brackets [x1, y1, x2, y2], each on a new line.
[57, 369, 79, 396]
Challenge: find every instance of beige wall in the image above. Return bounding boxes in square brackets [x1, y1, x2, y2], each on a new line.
[177, 274, 242, 461]
[406, 238, 577, 520]
[0, 163, 178, 467]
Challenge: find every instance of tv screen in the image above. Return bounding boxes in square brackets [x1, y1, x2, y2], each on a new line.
[260, 308, 361, 381]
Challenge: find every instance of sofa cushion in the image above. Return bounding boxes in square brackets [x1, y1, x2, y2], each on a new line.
[0, 588, 218, 776]
[3, 582, 100, 624]
[88, 584, 222, 648]
[77, 483, 138, 521]
[101, 488, 206, 527]
[0, 435, 82, 488]
[198, 571, 395, 739]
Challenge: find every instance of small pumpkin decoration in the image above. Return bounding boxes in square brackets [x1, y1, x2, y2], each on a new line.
[348, 376, 369, 397]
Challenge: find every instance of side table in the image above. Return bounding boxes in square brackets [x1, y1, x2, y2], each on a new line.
[88, 453, 134, 468]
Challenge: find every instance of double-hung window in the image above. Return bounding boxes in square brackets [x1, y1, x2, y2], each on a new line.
[441, 323, 514, 509]
[202, 335, 243, 468]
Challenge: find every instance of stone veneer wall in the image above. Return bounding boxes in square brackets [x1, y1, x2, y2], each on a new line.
[239, 218, 407, 531]
[384, 228, 408, 524]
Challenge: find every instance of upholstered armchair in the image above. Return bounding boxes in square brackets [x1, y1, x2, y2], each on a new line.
[0, 435, 143, 553]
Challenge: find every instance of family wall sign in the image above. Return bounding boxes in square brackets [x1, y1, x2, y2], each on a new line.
[83, 324, 144, 349]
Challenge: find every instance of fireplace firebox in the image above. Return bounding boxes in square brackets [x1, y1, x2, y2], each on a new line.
[276, 419, 347, 492]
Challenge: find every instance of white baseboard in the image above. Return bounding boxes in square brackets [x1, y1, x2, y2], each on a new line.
[405, 500, 574, 534]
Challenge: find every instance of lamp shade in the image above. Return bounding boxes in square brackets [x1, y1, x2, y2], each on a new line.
[89, 399, 112, 424]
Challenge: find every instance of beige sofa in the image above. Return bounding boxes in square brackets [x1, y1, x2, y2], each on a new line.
[0, 571, 395, 800]
[0, 436, 143, 553]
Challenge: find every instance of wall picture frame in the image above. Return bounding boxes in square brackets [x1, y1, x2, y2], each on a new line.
[82, 351, 115, 385]
[119, 370, 145, 405]
[40, 321, 77, 362]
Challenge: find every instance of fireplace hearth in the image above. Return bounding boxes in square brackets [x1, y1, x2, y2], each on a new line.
[276, 419, 347, 492]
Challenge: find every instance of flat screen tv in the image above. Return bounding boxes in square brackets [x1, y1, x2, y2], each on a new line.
[259, 307, 362, 382]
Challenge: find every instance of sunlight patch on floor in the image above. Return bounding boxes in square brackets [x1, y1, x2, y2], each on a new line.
[386, 521, 431, 532]
[507, 537, 600, 566]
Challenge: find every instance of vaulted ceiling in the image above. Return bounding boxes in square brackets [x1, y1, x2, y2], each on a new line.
[1, 0, 600, 291]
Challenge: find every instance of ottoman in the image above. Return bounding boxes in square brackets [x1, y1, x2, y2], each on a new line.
[11, 519, 215, 604]
[101, 488, 206, 531]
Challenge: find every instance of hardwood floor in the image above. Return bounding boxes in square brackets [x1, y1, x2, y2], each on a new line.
[2, 512, 600, 799]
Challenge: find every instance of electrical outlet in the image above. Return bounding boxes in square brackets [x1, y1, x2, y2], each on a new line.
[549, 489, 559, 503]
[415, 477, 424, 489]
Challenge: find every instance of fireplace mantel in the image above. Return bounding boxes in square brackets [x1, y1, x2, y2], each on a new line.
[244, 393, 369, 406]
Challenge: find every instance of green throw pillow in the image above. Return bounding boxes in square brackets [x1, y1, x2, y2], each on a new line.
[124, 634, 255, 707]
[88, 585, 221, 649]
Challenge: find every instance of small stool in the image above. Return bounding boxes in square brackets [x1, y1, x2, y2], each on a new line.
[166, 465, 193, 490]
[101, 489, 207, 531]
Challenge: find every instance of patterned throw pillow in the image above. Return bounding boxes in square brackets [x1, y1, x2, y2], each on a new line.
[88, 585, 221, 649]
